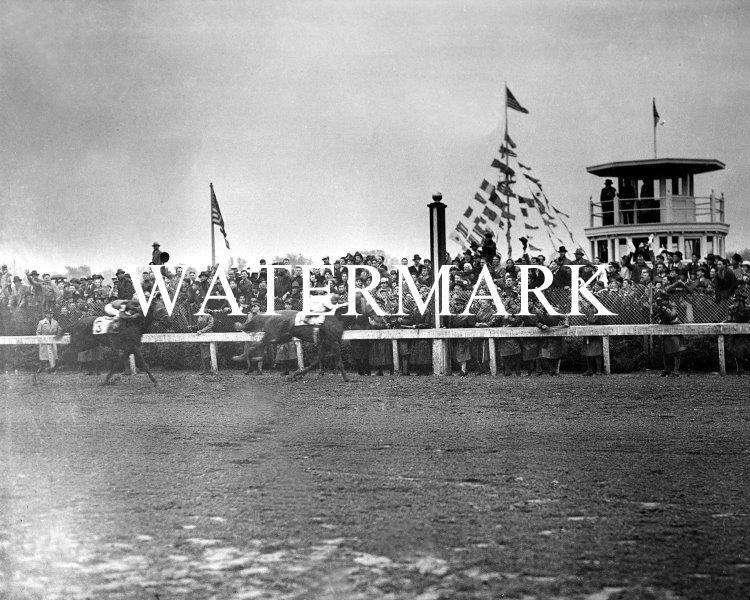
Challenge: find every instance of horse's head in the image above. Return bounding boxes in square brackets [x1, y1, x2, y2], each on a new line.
[141, 297, 172, 332]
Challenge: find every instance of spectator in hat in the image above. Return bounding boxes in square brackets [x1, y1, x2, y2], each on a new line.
[151, 242, 164, 265]
[193, 310, 215, 375]
[731, 254, 744, 279]
[553, 246, 572, 267]
[36, 308, 61, 373]
[714, 258, 739, 301]
[600, 179, 616, 226]
[409, 255, 422, 278]
[114, 269, 135, 300]
[654, 292, 684, 377]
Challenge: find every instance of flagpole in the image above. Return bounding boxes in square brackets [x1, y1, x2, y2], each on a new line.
[653, 97, 657, 158]
[504, 82, 512, 258]
[210, 182, 216, 266]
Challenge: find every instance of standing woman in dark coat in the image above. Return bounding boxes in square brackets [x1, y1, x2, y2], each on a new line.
[537, 303, 569, 376]
[349, 286, 371, 376]
[655, 291, 684, 376]
[498, 297, 523, 376]
[581, 299, 604, 375]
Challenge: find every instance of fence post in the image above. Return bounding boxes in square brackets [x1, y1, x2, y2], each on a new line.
[209, 342, 218, 373]
[129, 354, 137, 374]
[487, 339, 497, 376]
[602, 336, 611, 375]
[295, 339, 304, 371]
[717, 334, 726, 376]
[432, 340, 450, 375]
[391, 339, 400, 374]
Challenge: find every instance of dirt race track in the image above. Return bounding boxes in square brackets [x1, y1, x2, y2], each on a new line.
[1, 371, 749, 600]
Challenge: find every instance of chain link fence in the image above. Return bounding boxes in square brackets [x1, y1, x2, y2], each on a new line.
[0, 287, 740, 373]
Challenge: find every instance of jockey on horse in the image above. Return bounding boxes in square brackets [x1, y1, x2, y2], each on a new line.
[103, 298, 142, 334]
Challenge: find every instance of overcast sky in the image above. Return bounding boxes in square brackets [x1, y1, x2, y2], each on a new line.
[1, 0, 748, 271]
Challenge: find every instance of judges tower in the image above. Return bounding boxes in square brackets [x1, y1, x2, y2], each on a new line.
[584, 158, 728, 261]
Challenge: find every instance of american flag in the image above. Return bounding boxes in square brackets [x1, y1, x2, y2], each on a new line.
[210, 183, 230, 249]
[506, 85, 529, 114]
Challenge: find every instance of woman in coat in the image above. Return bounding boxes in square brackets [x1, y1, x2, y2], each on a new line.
[36, 309, 61, 373]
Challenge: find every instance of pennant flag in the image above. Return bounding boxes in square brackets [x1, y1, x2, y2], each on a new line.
[499, 144, 517, 158]
[472, 218, 488, 238]
[490, 158, 515, 176]
[524, 223, 540, 230]
[479, 179, 495, 194]
[528, 243, 543, 252]
[524, 173, 541, 185]
[488, 191, 508, 210]
[518, 162, 532, 170]
[463, 207, 474, 218]
[456, 221, 469, 238]
[518, 195, 535, 207]
[506, 85, 529, 114]
[448, 232, 466, 247]
[210, 183, 231, 249]
[474, 192, 488, 205]
[520, 207, 528, 217]
[552, 205, 570, 219]
[652, 98, 664, 127]
[482, 206, 499, 223]
[542, 218, 558, 229]
[534, 197, 548, 216]
[496, 181, 516, 197]
[501, 209, 516, 221]
[504, 131, 516, 149]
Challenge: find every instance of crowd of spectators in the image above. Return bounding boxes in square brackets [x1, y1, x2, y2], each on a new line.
[1, 234, 749, 374]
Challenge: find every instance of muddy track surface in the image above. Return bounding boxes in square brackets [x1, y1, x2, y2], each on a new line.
[1, 372, 749, 599]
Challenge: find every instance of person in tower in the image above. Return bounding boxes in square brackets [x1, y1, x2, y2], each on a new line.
[600, 179, 616, 226]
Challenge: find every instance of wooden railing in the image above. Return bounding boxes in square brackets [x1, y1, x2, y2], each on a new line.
[3, 323, 749, 376]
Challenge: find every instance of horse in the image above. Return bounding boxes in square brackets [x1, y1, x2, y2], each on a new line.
[63, 299, 171, 385]
[232, 310, 349, 381]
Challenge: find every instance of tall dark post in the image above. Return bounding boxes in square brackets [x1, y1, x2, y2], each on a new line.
[428, 192, 449, 375]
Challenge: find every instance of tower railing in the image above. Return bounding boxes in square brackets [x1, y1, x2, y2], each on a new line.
[589, 194, 725, 228]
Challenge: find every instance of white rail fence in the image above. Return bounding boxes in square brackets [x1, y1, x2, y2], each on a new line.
[2, 324, 749, 376]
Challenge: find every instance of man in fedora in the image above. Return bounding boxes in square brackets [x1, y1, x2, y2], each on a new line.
[553, 246, 572, 267]
[600, 179, 616, 226]
[409, 255, 423, 278]
[115, 268, 135, 300]
[151, 242, 164, 265]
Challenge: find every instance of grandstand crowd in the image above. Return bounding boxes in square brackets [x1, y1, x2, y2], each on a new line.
[2, 235, 749, 375]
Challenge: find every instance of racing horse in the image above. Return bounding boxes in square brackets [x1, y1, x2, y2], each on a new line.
[233, 310, 349, 381]
[64, 299, 171, 385]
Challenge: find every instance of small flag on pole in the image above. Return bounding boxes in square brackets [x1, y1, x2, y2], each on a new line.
[653, 98, 661, 127]
[210, 183, 231, 249]
[506, 85, 529, 114]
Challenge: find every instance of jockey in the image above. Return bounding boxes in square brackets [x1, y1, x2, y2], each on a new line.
[104, 298, 140, 333]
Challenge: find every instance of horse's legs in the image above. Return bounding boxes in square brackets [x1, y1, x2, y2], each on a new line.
[318, 344, 326, 377]
[134, 347, 157, 386]
[332, 342, 348, 382]
[103, 353, 118, 385]
[292, 358, 320, 380]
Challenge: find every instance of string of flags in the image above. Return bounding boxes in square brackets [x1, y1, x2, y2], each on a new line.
[449, 87, 581, 257]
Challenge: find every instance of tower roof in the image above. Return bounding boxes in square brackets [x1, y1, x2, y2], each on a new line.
[587, 158, 724, 178]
